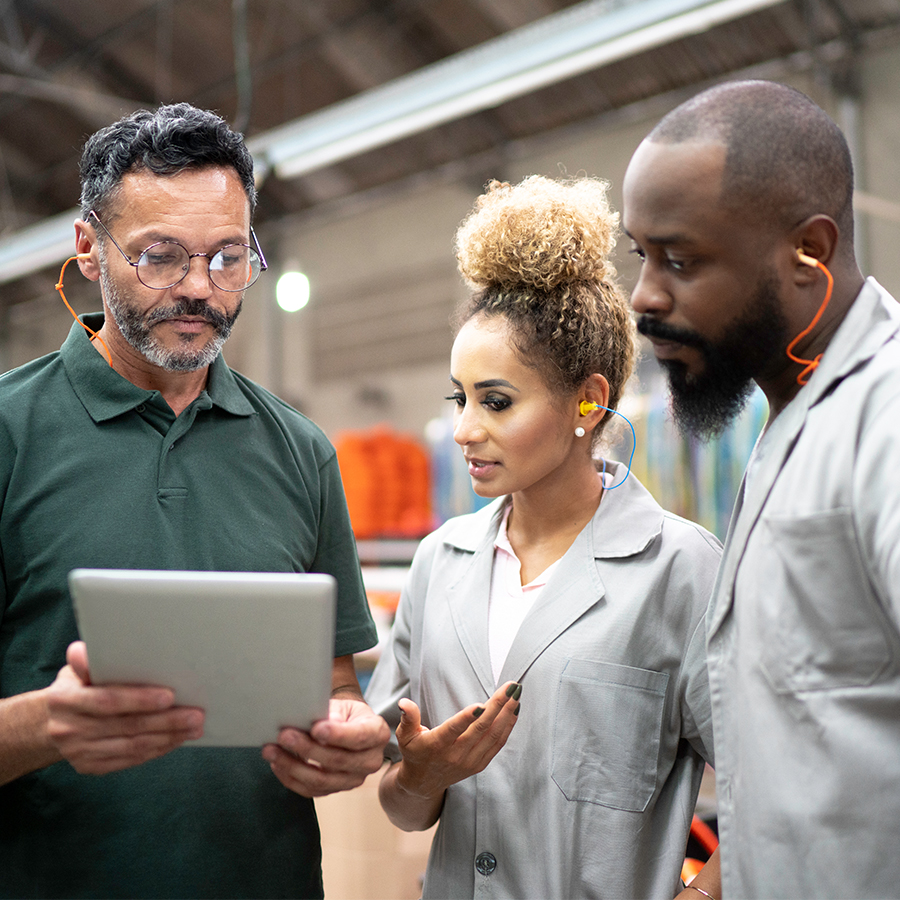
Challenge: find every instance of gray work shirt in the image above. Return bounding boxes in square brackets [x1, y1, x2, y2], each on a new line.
[708, 278, 900, 899]
[367, 467, 721, 899]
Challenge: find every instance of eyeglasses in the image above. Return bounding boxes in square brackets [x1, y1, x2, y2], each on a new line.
[89, 210, 267, 292]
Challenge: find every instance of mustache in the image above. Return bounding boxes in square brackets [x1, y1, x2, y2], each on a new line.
[146, 300, 232, 330]
[636, 314, 707, 350]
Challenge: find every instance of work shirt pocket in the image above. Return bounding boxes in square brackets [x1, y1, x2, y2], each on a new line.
[758, 509, 892, 693]
[551, 659, 668, 812]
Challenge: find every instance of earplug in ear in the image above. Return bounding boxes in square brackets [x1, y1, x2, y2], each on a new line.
[574, 399, 636, 490]
[786, 249, 835, 386]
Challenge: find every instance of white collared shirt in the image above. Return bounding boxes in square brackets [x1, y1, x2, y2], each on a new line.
[488, 504, 560, 683]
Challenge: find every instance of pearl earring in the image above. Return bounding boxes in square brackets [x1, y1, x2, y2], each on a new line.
[575, 426, 586, 437]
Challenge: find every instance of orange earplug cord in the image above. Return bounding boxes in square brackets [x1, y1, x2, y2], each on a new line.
[55, 254, 112, 366]
[785, 251, 834, 386]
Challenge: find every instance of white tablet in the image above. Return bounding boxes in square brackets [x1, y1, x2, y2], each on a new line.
[68, 568, 336, 747]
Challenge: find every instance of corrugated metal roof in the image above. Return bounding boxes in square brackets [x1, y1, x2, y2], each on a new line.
[2, 0, 899, 309]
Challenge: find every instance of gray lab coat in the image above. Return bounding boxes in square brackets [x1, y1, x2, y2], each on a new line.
[708, 278, 900, 899]
[367, 465, 720, 899]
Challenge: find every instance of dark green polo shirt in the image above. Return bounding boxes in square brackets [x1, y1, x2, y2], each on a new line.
[0, 314, 377, 899]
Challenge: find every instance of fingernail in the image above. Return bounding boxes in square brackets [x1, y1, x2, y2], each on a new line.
[511, 684, 522, 701]
[473, 707, 485, 718]
[514, 704, 521, 716]
[506, 682, 521, 698]
[153, 690, 174, 710]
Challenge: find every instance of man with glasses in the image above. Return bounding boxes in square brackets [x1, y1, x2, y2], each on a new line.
[0, 103, 389, 898]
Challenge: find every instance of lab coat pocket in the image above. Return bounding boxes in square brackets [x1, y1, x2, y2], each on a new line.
[759, 509, 891, 693]
[551, 658, 668, 812]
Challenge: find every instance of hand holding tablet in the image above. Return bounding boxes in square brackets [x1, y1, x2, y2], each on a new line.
[67, 569, 336, 747]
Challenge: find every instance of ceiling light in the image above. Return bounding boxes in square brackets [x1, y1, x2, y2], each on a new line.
[276, 270, 310, 312]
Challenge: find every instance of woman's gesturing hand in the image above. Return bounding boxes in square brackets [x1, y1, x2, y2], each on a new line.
[378, 680, 522, 831]
[394, 680, 522, 800]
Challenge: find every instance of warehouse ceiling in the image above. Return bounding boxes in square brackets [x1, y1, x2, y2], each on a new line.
[2, 0, 900, 315]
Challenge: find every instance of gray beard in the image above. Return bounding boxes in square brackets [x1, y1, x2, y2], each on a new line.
[100, 268, 240, 372]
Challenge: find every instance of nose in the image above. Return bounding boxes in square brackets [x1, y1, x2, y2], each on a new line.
[173, 255, 215, 300]
[453, 403, 487, 447]
[630, 263, 672, 317]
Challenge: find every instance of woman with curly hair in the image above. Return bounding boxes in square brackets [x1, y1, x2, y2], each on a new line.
[366, 176, 721, 900]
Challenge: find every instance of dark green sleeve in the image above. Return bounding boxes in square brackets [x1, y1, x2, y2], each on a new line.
[0, 415, 12, 624]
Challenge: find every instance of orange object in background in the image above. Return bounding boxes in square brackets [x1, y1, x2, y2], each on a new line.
[681, 857, 705, 885]
[336, 432, 379, 538]
[366, 589, 401, 618]
[335, 426, 434, 539]
[681, 815, 718, 885]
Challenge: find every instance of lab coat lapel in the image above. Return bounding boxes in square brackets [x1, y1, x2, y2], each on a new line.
[708, 280, 900, 638]
[497, 524, 603, 685]
[495, 465, 660, 686]
[706, 403, 805, 638]
[443, 502, 505, 696]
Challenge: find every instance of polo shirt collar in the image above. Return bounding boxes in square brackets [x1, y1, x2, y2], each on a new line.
[61, 312, 255, 422]
[203, 344, 256, 417]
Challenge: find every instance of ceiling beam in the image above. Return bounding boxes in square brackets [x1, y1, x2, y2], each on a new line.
[0, 0, 787, 284]
[249, 0, 786, 180]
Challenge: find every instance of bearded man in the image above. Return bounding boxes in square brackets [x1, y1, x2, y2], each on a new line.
[0, 103, 388, 899]
[624, 79, 900, 899]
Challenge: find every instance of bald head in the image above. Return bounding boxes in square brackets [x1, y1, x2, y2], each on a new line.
[648, 80, 855, 252]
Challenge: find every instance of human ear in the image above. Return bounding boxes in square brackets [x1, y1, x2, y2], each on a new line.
[575, 373, 611, 432]
[73, 220, 101, 283]
[791, 214, 839, 279]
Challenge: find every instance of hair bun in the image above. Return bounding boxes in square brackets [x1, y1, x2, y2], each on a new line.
[455, 175, 619, 292]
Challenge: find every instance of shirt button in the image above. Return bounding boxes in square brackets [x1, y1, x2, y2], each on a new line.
[136, 404, 146, 412]
[475, 852, 497, 876]
[169, 443, 176, 451]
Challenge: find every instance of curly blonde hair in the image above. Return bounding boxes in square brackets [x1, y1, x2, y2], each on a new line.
[454, 175, 637, 428]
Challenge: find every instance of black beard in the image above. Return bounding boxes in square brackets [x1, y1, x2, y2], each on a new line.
[637, 276, 789, 439]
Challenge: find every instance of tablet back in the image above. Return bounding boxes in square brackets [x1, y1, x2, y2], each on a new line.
[68, 568, 336, 747]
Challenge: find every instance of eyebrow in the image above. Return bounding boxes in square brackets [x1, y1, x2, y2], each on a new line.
[134, 230, 249, 250]
[448, 376, 520, 392]
[623, 227, 695, 246]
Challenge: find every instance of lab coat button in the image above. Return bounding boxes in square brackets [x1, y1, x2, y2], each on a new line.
[475, 852, 497, 876]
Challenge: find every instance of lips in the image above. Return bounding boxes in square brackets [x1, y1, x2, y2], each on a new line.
[644, 336, 684, 360]
[148, 302, 231, 331]
[465, 456, 498, 477]
[164, 317, 210, 333]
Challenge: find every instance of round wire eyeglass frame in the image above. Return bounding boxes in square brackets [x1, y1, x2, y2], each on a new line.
[88, 209, 268, 292]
